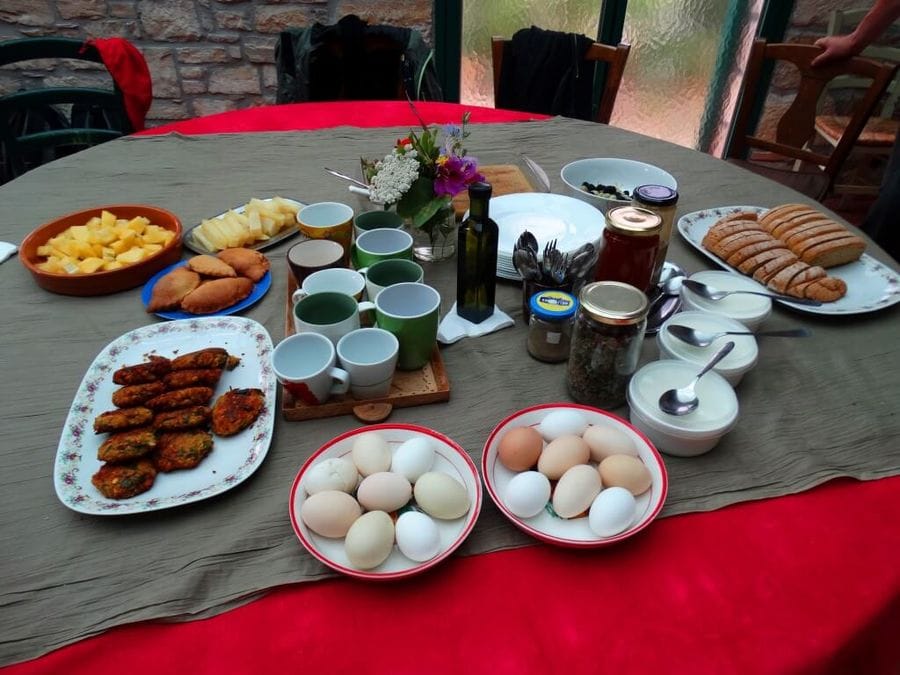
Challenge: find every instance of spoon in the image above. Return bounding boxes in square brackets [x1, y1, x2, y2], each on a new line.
[644, 269, 686, 336]
[658, 341, 735, 416]
[682, 279, 822, 307]
[513, 248, 541, 280]
[667, 325, 812, 348]
[516, 230, 539, 255]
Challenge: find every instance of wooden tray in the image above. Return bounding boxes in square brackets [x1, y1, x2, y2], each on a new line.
[282, 273, 450, 422]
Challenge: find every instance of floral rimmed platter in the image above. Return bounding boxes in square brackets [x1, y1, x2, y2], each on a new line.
[183, 197, 305, 255]
[53, 317, 276, 515]
[677, 205, 900, 316]
[141, 260, 272, 320]
[481, 403, 668, 548]
[289, 424, 482, 581]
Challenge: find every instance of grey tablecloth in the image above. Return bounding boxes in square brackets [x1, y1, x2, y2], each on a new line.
[1, 118, 898, 665]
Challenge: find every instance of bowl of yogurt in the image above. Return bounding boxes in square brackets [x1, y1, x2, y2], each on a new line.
[681, 270, 771, 331]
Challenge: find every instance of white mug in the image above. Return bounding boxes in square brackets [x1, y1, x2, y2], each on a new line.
[337, 328, 400, 400]
[291, 268, 366, 304]
[271, 332, 350, 405]
[292, 291, 375, 345]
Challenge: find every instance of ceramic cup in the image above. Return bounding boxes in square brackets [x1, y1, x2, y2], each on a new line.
[352, 227, 413, 269]
[271, 332, 350, 405]
[293, 291, 375, 345]
[286, 238, 345, 285]
[374, 282, 441, 371]
[297, 202, 354, 262]
[353, 209, 405, 240]
[336, 327, 400, 399]
[291, 267, 366, 304]
[357, 258, 424, 300]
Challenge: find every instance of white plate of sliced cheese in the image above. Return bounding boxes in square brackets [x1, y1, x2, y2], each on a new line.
[677, 205, 900, 315]
[185, 196, 305, 254]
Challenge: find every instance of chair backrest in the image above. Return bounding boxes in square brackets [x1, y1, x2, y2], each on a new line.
[726, 38, 898, 182]
[491, 34, 629, 124]
[0, 37, 132, 182]
[824, 8, 900, 117]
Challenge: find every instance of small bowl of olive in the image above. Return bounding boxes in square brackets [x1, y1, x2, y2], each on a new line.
[560, 158, 677, 214]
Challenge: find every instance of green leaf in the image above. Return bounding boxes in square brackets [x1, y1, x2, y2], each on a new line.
[412, 197, 448, 229]
[396, 176, 435, 218]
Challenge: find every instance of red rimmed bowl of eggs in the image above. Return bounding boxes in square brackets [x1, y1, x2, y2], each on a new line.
[289, 424, 482, 580]
[481, 403, 668, 548]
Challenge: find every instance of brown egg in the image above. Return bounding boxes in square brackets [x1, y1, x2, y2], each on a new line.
[498, 426, 544, 471]
[598, 454, 652, 496]
[537, 435, 591, 480]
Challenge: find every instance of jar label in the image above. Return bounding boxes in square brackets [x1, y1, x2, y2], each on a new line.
[545, 331, 562, 344]
[535, 291, 574, 315]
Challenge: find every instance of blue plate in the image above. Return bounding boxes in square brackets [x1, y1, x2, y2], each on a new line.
[141, 260, 271, 320]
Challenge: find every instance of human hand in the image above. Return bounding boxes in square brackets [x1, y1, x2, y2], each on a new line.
[812, 34, 861, 67]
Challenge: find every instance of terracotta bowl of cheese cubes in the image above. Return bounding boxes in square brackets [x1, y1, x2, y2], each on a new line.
[19, 204, 183, 296]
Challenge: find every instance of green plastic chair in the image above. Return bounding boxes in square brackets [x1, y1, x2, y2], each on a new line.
[0, 37, 132, 182]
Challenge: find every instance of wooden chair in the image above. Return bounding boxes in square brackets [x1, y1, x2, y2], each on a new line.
[725, 38, 897, 201]
[0, 37, 132, 183]
[491, 35, 630, 124]
[813, 8, 900, 196]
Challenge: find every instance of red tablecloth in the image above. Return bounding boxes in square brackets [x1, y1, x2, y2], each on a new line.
[9, 102, 899, 674]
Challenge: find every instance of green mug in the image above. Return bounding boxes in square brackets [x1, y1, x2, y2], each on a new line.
[352, 227, 413, 269]
[358, 258, 424, 300]
[374, 282, 441, 370]
[353, 209, 405, 240]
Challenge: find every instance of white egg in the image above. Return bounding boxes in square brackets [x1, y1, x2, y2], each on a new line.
[539, 409, 589, 441]
[583, 424, 638, 461]
[552, 464, 603, 519]
[304, 457, 359, 495]
[391, 437, 435, 483]
[588, 487, 637, 537]
[395, 511, 442, 562]
[413, 471, 470, 519]
[344, 510, 395, 570]
[503, 471, 551, 518]
[351, 432, 392, 476]
[357, 471, 412, 512]
[300, 490, 362, 538]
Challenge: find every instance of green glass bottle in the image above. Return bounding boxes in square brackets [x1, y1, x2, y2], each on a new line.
[456, 181, 499, 324]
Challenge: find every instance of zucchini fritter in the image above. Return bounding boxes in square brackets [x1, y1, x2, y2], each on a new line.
[111, 381, 167, 408]
[171, 347, 240, 371]
[145, 386, 214, 411]
[153, 405, 211, 432]
[163, 368, 223, 389]
[112, 355, 171, 385]
[97, 427, 157, 462]
[93, 407, 154, 434]
[154, 431, 214, 472]
[91, 459, 157, 499]
[211, 388, 265, 436]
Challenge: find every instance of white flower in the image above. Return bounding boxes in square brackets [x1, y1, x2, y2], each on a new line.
[369, 149, 420, 205]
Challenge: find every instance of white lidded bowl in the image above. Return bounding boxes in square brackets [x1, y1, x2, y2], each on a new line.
[560, 158, 678, 214]
[681, 270, 771, 331]
[657, 311, 758, 386]
[627, 360, 739, 457]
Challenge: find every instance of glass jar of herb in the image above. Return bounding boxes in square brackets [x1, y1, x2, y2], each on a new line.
[566, 281, 648, 409]
[527, 290, 578, 362]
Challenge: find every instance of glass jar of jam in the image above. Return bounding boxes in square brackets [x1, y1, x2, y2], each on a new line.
[565, 281, 648, 409]
[633, 185, 679, 289]
[527, 290, 578, 362]
[593, 206, 661, 294]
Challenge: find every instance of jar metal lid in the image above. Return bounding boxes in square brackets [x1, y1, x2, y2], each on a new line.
[606, 206, 662, 236]
[633, 184, 678, 207]
[530, 290, 578, 321]
[579, 281, 648, 325]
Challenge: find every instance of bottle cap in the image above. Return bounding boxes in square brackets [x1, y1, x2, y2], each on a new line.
[530, 290, 578, 322]
[468, 182, 492, 199]
[633, 184, 678, 207]
[605, 206, 662, 237]
[578, 281, 648, 325]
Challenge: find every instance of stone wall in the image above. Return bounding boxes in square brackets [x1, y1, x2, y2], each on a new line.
[0, 0, 433, 127]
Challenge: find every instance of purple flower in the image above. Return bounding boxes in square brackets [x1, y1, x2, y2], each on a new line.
[433, 155, 484, 197]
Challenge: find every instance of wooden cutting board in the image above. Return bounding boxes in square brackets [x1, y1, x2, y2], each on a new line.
[451, 164, 536, 218]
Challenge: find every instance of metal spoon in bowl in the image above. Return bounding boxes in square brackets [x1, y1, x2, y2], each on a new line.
[659, 341, 735, 416]
[666, 325, 812, 348]
[682, 279, 822, 307]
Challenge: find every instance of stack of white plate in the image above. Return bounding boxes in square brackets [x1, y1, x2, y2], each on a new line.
[489, 193, 605, 281]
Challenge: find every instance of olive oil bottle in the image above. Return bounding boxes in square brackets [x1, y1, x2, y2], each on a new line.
[456, 181, 499, 324]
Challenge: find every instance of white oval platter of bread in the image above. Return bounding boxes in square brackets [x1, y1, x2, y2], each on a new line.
[677, 205, 900, 315]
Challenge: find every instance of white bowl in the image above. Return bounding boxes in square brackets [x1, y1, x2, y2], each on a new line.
[658, 311, 758, 386]
[627, 360, 739, 457]
[681, 270, 772, 331]
[560, 158, 678, 214]
[481, 403, 668, 548]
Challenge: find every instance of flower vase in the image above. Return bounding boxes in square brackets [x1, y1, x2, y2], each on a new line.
[409, 205, 457, 262]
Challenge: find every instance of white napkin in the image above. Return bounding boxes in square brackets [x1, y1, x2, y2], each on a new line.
[437, 302, 515, 344]
[0, 242, 18, 264]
